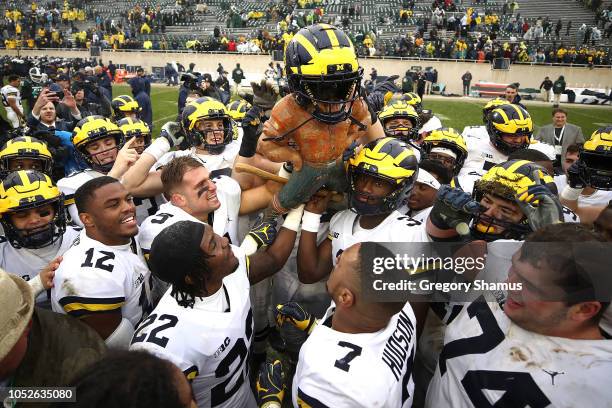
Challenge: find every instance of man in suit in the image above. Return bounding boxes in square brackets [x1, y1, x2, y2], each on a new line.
[534, 108, 585, 169]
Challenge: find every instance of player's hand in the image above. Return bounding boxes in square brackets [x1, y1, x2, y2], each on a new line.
[251, 79, 278, 110]
[342, 140, 361, 162]
[304, 189, 331, 214]
[40, 256, 62, 289]
[429, 185, 481, 233]
[515, 184, 563, 231]
[239, 105, 264, 158]
[256, 360, 285, 408]
[275, 302, 317, 334]
[159, 121, 185, 148]
[567, 160, 589, 189]
[247, 216, 279, 248]
[110, 137, 140, 177]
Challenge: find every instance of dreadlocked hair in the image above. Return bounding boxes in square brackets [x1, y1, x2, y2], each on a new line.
[171, 250, 213, 309]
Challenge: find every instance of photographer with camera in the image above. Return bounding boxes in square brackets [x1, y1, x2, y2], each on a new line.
[56, 81, 111, 120]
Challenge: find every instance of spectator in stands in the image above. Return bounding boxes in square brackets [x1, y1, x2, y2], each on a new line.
[553, 75, 566, 107]
[534, 108, 584, 164]
[128, 77, 152, 130]
[555, 19, 563, 40]
[461, 71, 472, 96]
[540, 76, 553, 102]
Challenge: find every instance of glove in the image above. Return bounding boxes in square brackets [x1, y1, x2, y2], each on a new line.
[256, 360, 285, 408]
[342, 140, 360, 162]
[371, 75, 400, 97]
[515, 184, 563, 231]
[159, 121, 185, 148]
[274, 302, 317, 334]
[246, 216, 278, 248]
[365, 92, 385, 115]
[251, 79, 278, 110]
[429, 185, 481, 233]
[239, 105, 264, 157]
[566, 160, 589, 189]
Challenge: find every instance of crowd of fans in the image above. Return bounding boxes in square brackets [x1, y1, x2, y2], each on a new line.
[0, 0, 611, 64]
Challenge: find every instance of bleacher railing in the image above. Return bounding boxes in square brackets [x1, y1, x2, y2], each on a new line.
[2, 47, 611, 68]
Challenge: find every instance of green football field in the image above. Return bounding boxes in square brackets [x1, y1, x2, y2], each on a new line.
[4, 83, 611, 138]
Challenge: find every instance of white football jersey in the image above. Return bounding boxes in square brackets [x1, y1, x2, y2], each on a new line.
[425, 299, 612, 408]
[138, 202, 203, 252]
[293, 301, 418, 408]
[420, 115, 443, 135]
[51, 230, 151, 326]
[58, 169, 166, 226]
[0, 226, 80, 304]
[130, 245, 257, 408]
[157, 141, 240, 173]
[1, 84, 23, 112]
[329, 210, 430, 265]
[460, 127, 556, 176]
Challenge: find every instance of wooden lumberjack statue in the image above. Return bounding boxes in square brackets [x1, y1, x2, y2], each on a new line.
[237, 24, 385, 214]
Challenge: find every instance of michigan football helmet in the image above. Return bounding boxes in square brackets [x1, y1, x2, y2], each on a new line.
[472, 159, 558, 241]
[117, 117, 152, 154]
[580, 127, 612, 190]
[482, 98, 510, 124]
[0, 170, 66, 249]
[227, 100, 252, 125]
[378, 101, 421, 142]
[72, 115, 125, 173]
[0, 136, 53, 178]
[111, 95, 142, 121]
[345, 137, 418, 215]
[421, 128, 468, 175]
[486, 104, 533, 155]
[285, 24, 363, 124]
[181, 97, 233, 154]
[386, 92, 423, 113]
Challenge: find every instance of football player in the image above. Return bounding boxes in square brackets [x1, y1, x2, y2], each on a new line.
[0, 136, 54, 178]
[297, 137, 425, 285]
[428, 159, 563, 243]
[460, 104, 555, 177]
[378, 101, 421, 146]
[111, 94, 141, 121]
[117, 117, 152, 155]
[425, 223, 612, 407]
[51, 177, 152, 349]
[58, 115, 178, 225]
[560, 128, 612, 218]
[387, 92, 443, 139]
[421, 127, 469, 178]
[404, 159, 451, 221]
[1, 74, 25, 128]
[130, 219, 299, 408]
[0, 170, 80, 302]
[461, 97, 510, 141]
[156, 97, 242, 173]
[275, 243, 417, 407]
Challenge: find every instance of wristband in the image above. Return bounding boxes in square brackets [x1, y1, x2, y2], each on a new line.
[261, 403, 281, 408]
[240, 235, 259, 256]
[301, 211, 322, 233]
[277, 163, 292, 180]
[28, 274, 45, 296]
[560, 185, 583, 201]
[282, 204, 305, 232]
[144, 137, 171, 161]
